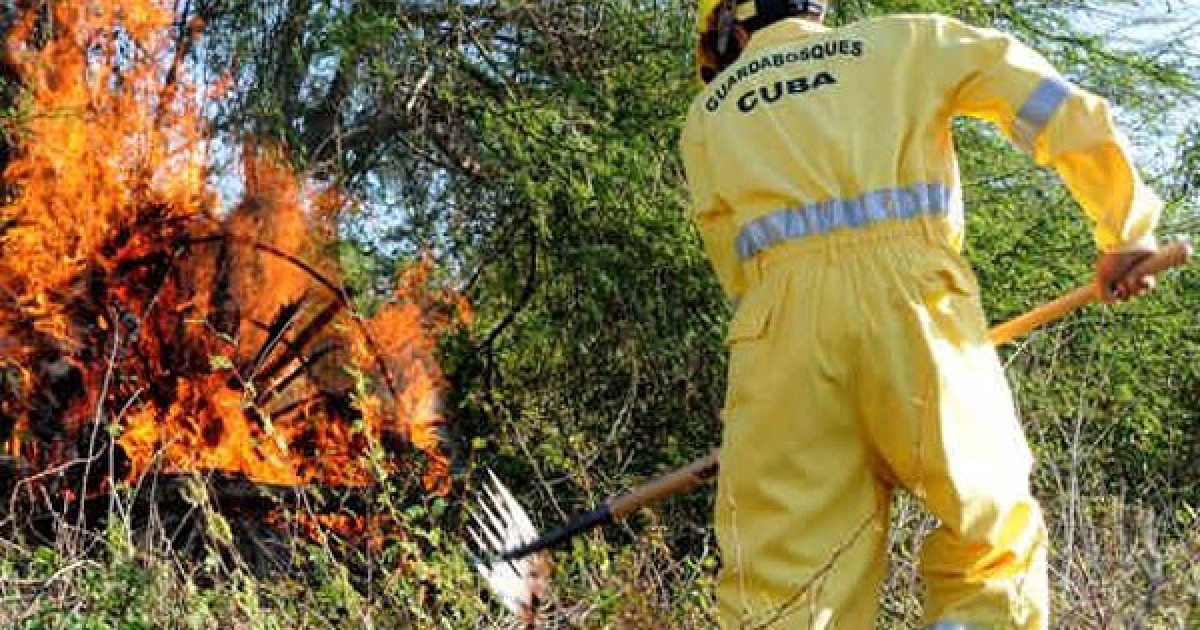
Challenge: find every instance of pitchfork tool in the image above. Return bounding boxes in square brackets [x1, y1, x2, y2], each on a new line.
[469, 237, 1192, 617]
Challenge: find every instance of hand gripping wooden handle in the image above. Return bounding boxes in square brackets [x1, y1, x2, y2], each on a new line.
[987, 238, 1193, 345]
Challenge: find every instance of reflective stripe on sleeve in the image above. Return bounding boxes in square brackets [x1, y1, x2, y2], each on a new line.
[1013, 77, 1071, 153]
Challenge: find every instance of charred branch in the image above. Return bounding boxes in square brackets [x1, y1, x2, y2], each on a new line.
[248, 300, 340, 397]
[239, 293, 309, 389]
[256, 343, 335, 407]
[145, 471, 376, 516]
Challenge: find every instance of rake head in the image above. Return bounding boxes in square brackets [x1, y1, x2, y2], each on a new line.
[468, 469, 552, 626]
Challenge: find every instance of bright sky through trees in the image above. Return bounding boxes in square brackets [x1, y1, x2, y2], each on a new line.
[1072, 1, 1199, 172]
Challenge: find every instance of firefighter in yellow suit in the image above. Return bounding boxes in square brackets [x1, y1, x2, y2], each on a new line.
[680, 1, 1163, 628]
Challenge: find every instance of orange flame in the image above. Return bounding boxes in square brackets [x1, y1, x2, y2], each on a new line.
[0, 1, 457, 492]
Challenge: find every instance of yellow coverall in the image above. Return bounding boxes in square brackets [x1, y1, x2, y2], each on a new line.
[679, 14, 1162, 629]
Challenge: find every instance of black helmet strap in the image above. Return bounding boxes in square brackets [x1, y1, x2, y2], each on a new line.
[742, 0, 824, 32]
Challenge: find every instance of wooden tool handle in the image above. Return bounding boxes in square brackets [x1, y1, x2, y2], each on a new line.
[987, 238, 1192, 345]
[609, 449, 720, 520]
[1131, 238, 1193, 274]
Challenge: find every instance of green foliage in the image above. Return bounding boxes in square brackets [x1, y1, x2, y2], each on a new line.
[8, 547, 160, 630]
[432, 2, 731, 553]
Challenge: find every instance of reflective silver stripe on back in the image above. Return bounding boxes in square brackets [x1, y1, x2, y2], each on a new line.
[1013, 77, 1071, 152]
[735, 181, 951, 261]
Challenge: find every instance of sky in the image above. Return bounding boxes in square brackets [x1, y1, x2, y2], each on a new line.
[1080, 0, 1200, 56]
[1070, 0, 1199, 172]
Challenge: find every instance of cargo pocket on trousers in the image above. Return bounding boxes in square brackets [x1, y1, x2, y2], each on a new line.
[722, 289, 775, 412]
[725, 295, 772, 345]
[918, 256, 988, 348]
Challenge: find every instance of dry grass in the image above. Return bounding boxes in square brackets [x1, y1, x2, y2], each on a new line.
[0, 468, 1194, 629]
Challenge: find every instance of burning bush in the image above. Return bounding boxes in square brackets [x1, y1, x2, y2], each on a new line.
[0, 0, 459, 518]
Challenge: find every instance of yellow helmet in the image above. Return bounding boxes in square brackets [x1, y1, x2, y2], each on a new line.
[693, 0, 826, 83]
[694, 0, 725, 34]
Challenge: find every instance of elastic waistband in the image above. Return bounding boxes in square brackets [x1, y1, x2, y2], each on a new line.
[740, 217, 958, 286]
[735, 181, 953, 262]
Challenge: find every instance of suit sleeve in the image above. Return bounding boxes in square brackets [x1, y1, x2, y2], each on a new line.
[929, 16, 1162, 253]
[681, 116, 745, 302]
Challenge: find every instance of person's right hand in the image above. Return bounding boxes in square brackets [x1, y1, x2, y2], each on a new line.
[1094, 248, 1158, 303]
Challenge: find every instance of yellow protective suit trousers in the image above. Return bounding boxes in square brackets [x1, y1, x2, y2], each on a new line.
[715, 219, 1049, 629]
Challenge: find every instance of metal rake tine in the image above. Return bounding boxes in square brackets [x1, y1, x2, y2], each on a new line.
[466, 519, 493, 562]
[468, 519, 526, 588]
[484, 469, 537, 543]
[467, 493, 500, 549]
[469, 485, 517, 558]
[467, 469, 536, 561]
[468, 520, 519, 574]
[467, 468, 549, 626]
